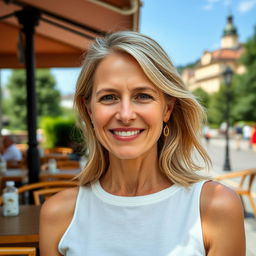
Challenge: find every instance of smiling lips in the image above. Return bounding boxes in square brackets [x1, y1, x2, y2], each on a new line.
[110, 128, 144, 141]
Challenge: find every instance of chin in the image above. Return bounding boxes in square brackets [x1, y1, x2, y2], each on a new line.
[110, 148, 144, 160]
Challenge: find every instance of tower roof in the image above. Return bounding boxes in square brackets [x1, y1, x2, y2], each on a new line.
[223, 15, 238, 36]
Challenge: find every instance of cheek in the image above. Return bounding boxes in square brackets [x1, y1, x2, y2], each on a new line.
[141, 105, 166, 124]
[91, 106, 113, 128]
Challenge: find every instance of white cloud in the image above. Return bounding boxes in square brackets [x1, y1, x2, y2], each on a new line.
[202, 0, 231, 11]
[238, 0, 256, 13]
[202, 4, 214, 10]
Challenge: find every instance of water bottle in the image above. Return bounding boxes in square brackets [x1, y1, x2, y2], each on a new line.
[48, 158, 57, 173]
[2, 181, 19, 216]
[0, 155, 7, 175]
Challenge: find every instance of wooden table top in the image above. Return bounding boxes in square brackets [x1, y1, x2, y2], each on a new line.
[39, 169, 80, 181]
[0, 169, 28, 177]
[40, 169, 80, 177]
[0, 205, 40, 246]
[0, 169, 28, 192]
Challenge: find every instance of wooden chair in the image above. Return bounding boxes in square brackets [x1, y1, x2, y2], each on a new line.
[33, 187, 68, 205]
[0, 170, 28, 194]
[214, 168, 256, 217]
[40, 154, 69, 164]
[0, 180, 77, 205]
[6, 160, 26, 169]
[44, 147, 73, 155]
[57, 160, 80, 170]
[0, 247, 36, 255]
[39, 173, 77, 182]
[40, 160, 80, 171]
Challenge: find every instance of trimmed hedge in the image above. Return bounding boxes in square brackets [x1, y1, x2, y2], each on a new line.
[40, 117, 83, 149]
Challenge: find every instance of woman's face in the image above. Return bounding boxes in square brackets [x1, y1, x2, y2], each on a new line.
[87, 52, 174, 160]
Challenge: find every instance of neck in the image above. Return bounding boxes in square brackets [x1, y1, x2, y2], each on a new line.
[100, 147, 172, 196]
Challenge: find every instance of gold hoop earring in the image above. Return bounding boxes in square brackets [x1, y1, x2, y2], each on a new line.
[163, 124, 170, 137]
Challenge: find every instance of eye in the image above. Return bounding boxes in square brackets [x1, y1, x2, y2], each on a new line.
[135, 93, 154, 102]
[99, 94, 119, 103]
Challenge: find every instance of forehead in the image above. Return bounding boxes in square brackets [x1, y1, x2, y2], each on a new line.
[92, 52, 157, 91]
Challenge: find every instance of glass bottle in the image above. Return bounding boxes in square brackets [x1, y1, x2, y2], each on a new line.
[48, 158, 57, 173]
[0, 154, 7, 175]
[2, 181, 19, 216]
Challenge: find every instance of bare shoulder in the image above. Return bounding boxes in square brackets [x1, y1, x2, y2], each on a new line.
[39, 187, 79, 256]
[40, 186, 79, 221]
[201, 181, 242, 214]
[200, 181, 245, 256]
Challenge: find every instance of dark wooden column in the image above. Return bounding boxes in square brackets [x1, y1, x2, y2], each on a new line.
[16, 8, 41, 183]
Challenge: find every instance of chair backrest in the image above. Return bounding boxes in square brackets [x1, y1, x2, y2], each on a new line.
[0, 180, 77, 205]
[33, 187, 68, 205]
[57, 160, 80, 170]
[0, 247, 36, 255]
[6, 160, 26, 169]
[214, 168, 256, 217]
[39, 173, 77, 182]
[40, 160, 80, 172]
[44, 147, 73, 155]
[215, 168, 256, 192]
[40, 155, 69, 165]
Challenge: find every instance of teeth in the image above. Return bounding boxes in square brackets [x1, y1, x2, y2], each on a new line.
[114, 130, 140, 137]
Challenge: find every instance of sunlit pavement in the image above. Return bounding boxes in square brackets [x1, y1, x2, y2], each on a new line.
[201, 137, 256, 256]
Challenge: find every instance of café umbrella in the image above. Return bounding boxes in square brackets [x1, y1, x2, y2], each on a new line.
[0, 0, 140, 183]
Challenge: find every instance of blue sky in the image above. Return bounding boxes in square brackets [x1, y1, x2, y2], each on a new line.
[1, 0, 256, 95]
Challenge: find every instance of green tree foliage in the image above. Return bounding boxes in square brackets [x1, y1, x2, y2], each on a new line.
[36, 70, 62, 117]
[207, 85, 226, 125]
[192, 88, 210, 109]
[5, 69, 62, 129]
[232, 26, 256, 121]
[207, 83, 238, 126]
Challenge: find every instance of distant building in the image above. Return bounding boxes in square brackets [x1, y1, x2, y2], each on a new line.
[60, 94, 74, 109]
[182, 15, 246, 94]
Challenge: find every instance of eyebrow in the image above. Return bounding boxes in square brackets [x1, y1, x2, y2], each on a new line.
[95, 86, 158, 96]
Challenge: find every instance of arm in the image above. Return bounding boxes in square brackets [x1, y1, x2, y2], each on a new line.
[201, 181, 245, 256]
[39, 187, 78, 256]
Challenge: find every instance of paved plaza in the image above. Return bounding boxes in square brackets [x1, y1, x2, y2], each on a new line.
[201, 137, 256, 256]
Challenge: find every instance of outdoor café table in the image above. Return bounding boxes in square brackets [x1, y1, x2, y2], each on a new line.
[0, 169, 28, 192]
[0, 205, 40, 247]
[39, 168, 81, 181]
[1, 169, 27, 179]
[40, 154, 69, 164]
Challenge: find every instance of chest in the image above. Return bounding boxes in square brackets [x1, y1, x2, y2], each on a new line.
[59, 192, 205, 256]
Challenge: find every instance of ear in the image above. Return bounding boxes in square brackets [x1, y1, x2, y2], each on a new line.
[163, 97, 176, 122]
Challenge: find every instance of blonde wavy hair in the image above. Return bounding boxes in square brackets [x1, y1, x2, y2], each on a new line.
[74, 31, 211, 187]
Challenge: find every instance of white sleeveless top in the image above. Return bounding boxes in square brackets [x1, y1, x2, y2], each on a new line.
[58, 180, 207, 256]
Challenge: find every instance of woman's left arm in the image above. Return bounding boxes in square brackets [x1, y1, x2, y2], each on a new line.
[201, 181, 246, 256]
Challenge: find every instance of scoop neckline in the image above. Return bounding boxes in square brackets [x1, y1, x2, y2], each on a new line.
[91, 180, 181, 207]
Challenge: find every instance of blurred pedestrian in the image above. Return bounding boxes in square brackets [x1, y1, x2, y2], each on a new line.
[234, 122, 243, 150]
[0, 135, 22, 162]
[251, 124, 256, 152]
[243, 124, 252, 149]
[203, 125, 211, 144]
[219, 121, 227, 135]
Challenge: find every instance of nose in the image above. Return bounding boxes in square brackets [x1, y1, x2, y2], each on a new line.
[115, 98, 136, 124]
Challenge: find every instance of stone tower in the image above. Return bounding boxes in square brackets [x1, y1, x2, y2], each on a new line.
[221, 15, 239, 49]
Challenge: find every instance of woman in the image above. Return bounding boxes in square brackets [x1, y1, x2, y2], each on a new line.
[39, 31, 245, 255]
